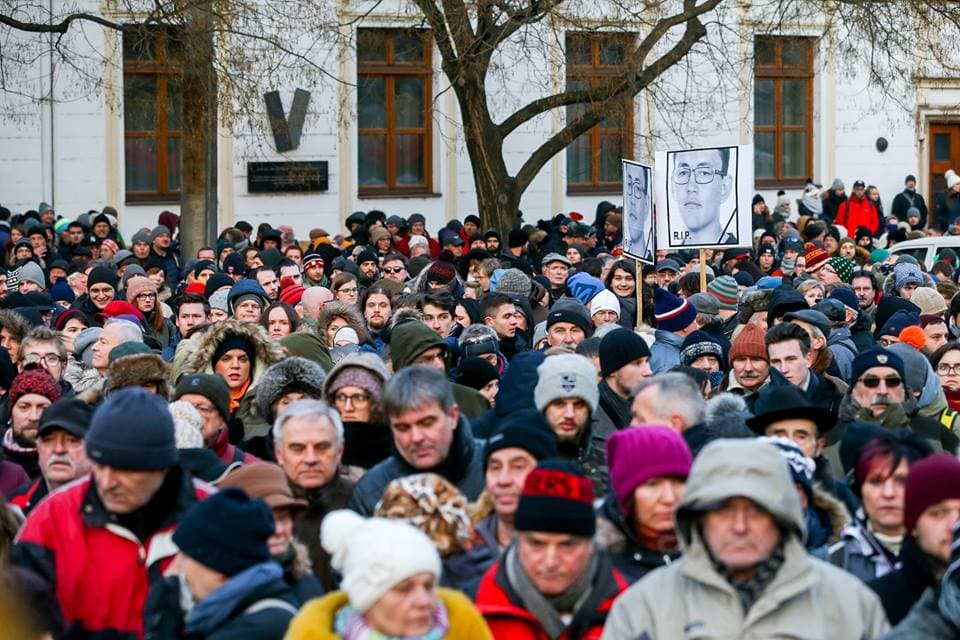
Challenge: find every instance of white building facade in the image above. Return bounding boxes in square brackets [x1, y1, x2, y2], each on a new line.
[1, 1, 958, 241]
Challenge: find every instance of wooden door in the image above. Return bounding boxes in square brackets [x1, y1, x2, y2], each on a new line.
[929, 123, 960, 225]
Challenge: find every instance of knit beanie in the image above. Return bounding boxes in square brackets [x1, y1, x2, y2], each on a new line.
[688, 292, 719, 317]
[173, 373, 232, 422]
[173, 488, 274, 576]
[728, 322, 768, 364]
[124, 276, 157, 303]
[150, 224, 171, 242]
[279, 282, 306, 306]
[904, 454, 960, 532]
[759, 436, 815, 500]
[546, 304, 591, 335]
[825, 256, 855, 283]
[169, 400, 204, 449]
[86, 266, 118, 291]
[327, 365, 384, 398]
[534, 354, 599, 412]
[496, 268, 531, 297]
[426, 259, 456, 285]
[85, 387, 177, 470]
[50, 280, 75, 304]
[567, 273, 606, 306]
[484, 423, 557, 465]
[515, 459, 596, 537]
[9, 369, 61, 410]
[805, 246, 830, 272]
[707, 276, 739, 311]
[680, 330, 723, 367]
[222, 253, 247, 276]
[599, 328, 650, 377]
[131, 230, 151, 246]
[879, 309, 920, 338]
[212, 334, 256, 370]
[455, 357, 499, 391]
[321, 510, 442, 613]
[18, 262, 45, 289]
[894, 262, 924, 291]
[850, 347, 906, 383]
[654, 288, 697, 333]
[590, 289, 621, 320]
[606, 426, 692, 511]
[376, 473, 474, 558]
[209, 289, 229, 314]
[508, 228, 529, 248]
[356, 249, 378, 267]
[909, 287, 948, 316]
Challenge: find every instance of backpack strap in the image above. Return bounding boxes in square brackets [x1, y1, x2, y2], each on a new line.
[243, 597, 299, 616]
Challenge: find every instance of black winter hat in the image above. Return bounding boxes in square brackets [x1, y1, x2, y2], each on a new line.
[508, 229, 529, 249]
[515, 458, 596, 537]
[484, 415, 557, 464]
[599, 328, 651, 377]
[86, 266, 118, 291]
[172, 488, 274, 576]
[39, 397, 94, 438]
[204, 272, 234, 299]
[174, 373, 232, 422]
[766, 285, 808, 326]
[222, 252, 247, 277]
[356, 249, 379, 266]
[455, 357, 499, 391]
[85, 387, 177, 470]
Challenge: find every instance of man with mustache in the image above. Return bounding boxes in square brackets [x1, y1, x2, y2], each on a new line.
[10, 397, 93, 515]
[724, 323, 770, 397]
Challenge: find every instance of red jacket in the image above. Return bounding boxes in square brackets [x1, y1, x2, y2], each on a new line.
[12, 469, 212, 639]
[835, 196, 880, 235]
[475, 558, 629, 640]
[9, 477, 47, 515]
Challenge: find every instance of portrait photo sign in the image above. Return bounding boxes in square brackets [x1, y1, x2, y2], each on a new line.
[621, 159, 655, 264]
[654, 144, 754, 250]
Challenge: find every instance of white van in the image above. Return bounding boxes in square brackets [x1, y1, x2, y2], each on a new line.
[888, 237, 960, 270]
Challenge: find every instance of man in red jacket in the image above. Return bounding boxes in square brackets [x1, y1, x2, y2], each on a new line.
[12, 388, 212, 639]
[835, 179, 880, 235]
[475, 459, 628, 640]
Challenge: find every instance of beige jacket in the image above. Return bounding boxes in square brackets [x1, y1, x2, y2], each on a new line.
[601, 439, 889, 639]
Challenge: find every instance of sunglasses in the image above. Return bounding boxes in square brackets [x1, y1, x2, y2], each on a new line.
[382, 266, 405, 274]
[858, 375, 902, 389]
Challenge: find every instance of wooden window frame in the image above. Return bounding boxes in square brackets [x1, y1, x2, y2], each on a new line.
[357, 29, 434, 198]
[754, 36, 815, 189]
[123, 26, 182, 204]
[565, 32, 635, 195]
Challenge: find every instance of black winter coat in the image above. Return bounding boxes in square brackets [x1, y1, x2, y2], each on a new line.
[869, 536, 940, 626]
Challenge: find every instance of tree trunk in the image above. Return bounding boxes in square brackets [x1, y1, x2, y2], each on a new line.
[179, 6, 217, 259]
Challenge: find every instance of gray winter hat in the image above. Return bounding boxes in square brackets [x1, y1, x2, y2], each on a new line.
[209, 288, 230, 313]
[74, 327, 103, 367]
[254, 357, 328, 424]
[831, 178, 845, 191]
[496, 268, 531, 297]
[18, 262, 46, 289]
[534, 353, 599, 413]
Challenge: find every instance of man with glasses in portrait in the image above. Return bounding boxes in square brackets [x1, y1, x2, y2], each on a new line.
[668, 147, 737, 246]
[622, 162, 653, 262]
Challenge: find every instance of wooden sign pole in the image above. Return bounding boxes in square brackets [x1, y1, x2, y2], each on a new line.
[699, 249, 707, 293]
[635, 261, 643, 329]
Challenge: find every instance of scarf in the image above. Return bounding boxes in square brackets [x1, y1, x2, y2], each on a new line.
[711, 540, 785, 614]
[945, 387, 960, 412]
[801, 193, 824, 216]
[186, 562, 284, 635]
[229, 378, 251, 413]
[635, 522, 679, 554]
[868, 521, 904, 557]
[597, 381, 632, 431]
[840, 396, 912, 429]
[2, 427, 35, 454]
[504, 541, 600, 640]
[334, 601, 448, 640]
[342, 421, 394, 470]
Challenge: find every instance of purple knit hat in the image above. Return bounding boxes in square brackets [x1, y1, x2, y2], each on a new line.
[606, 426, 693, 511]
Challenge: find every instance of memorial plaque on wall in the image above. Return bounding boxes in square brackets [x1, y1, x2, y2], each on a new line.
[247, 161, 328, 193]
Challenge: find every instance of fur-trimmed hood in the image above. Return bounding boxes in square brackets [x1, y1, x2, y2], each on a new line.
[881, 269, 936, 298]
[181, 319, 284, 391]
[254, 356, 328, 424]
[316, 302, 370, 345]
[287, 538, 314, 579]
[812, 483, 851, 542]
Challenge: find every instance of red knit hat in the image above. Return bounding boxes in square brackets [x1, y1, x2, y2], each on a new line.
[805, 246, 830, 272]
[728, 322, 768, 365]
[279, 284, 305, 306]
[904, 454, 960, 532]
[9, 369, 61, 410]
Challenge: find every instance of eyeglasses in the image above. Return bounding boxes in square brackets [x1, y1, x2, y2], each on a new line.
[858, 375, 903, 389]
[673, 166, 724, 185]
[334, 392, 370, 406]
[938, 363, 960, 375]
[135, 293, 157, 300]
[22, 353, 63, 367]
[338, 287, 358, 295]
[382, 266, 405, 274]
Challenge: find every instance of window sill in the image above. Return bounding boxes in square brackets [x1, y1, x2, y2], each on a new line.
[126, 193, 181, 205]
[567, 185, 622, 196]
[358, 190, 441, 199]
[754, 179, 809, 190]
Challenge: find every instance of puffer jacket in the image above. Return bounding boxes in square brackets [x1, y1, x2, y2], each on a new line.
[179, 320, 284, 441]
[285, 588, 492, 640]
[601, 439, 890, 639]
[836, 195, 881, 235]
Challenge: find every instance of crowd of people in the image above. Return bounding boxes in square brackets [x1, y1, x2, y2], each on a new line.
[3, 173, 960, 638]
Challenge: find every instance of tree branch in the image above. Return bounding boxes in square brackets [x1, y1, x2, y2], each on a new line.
[0, 11, 124, 34]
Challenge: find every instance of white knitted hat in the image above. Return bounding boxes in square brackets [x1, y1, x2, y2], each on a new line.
[168, 400, 203, 449]
[321, 510, 442, 612]
[589, 289, 621, 319]
[534, 353, 599, 413]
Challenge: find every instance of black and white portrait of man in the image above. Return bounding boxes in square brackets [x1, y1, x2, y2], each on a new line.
[661, 146, 740, 248]
[622, 160, 654, 263]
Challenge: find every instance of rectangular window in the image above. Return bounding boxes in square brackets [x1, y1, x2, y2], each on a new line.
[565, 32, 635, 194]
[357, 29, 433, 196]
[123, 27, 182, 202]
[754, 36, 814, 187]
